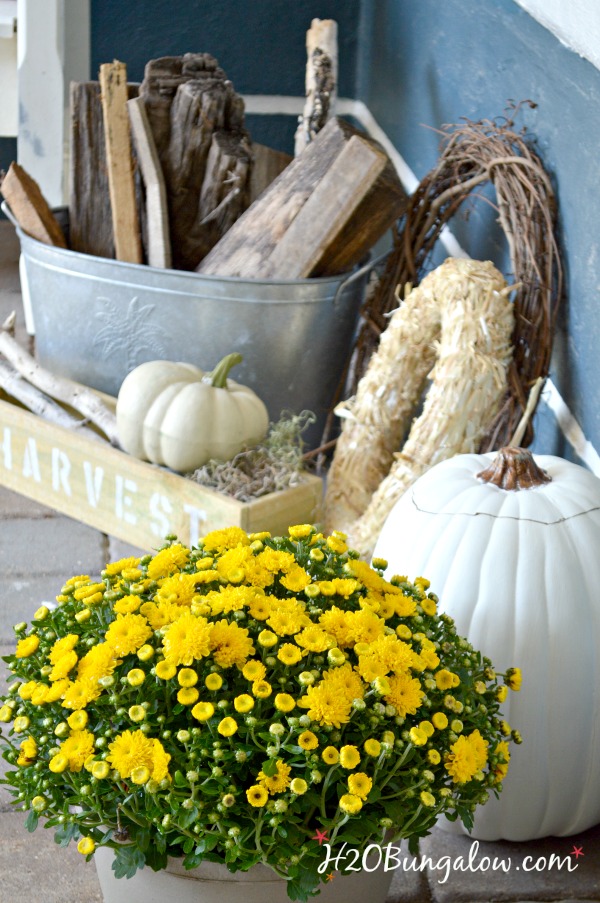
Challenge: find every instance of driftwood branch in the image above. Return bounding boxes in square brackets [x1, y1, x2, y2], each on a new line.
[0, 361, 102, 441]
[0, 313, 120, 446]
[294, 18, 338, 156]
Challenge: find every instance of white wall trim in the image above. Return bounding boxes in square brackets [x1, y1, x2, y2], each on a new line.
[514, 0, 600, 73]
[244, 94, 600, 474]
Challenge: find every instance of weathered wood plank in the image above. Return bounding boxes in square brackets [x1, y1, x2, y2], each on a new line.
[294, 18, 338, 156]
[127, 96, 171, 269]
[248, 143, 292, 203]
[266, 136, 386, 279]
[197, 117, 407, 278]
[0, 162, 67, 247]
[99, 61, 143, 264]
[0, 396, 323, 548]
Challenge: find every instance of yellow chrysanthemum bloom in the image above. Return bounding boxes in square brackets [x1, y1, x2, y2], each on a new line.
[394, 595, 418, 617]
[348, 772, 372, 800]
[432, 712, 449, 730]
[322, 746, 339, 765]
[61, 677, 102, 711]
[505, 667, 522, 691]
[15, 635, 40, 658]
[156, 572, 204, 608]
[155, 660, 177, 680]
[409, 727, 428, 746]
[177, 687, 199, 706]
[419, 720, 435, 738]
[177, 668, 198, 687]
[258, 759, 291, 794]
[280, 564, 312, 593]
[288, 524, 314, 539]
[104, 556, 141, 576]
[92, 760, 110, 779]
[49, 651, 78, 682]
[384, 673, 425, 718]
[67, 710, 88, 731]
[298, 730, 318, 750]
[105, 614, 152, 656]
[0, 705, 12, 723]
[127, 668, 146, 687]
[290, 777, 308, 794]
[347, 608, 386, 646]
[277, 643, 303, 666]
[493, 741, 511, 781]
[146, 544, 190, 580]
[49, 753, 68, 773]
[420, 791, 436, 807]
[428, 749, 442, 765]
[107, 730, 171, 783]
[339, 745, 361, 769]
[305, 682, 353, 729]
[496, 685, 508, 702]
[364, 738, 381, 757]
[139, 600, 181, 631]
[217, 717, 238, 737]
[76, 643, 120, 684]
[445, 729, 489, 784]
[246, 784, 268, 807]
[234, 694, 255, 713]
[274, 693, 296, 713]
[191, 701, 215, 722]
[60, 729, 95, 771]
[339, 793, 362, 814]
[252, 680, 272, 699]
[242, 660, 266, 682]
[202, 527, 249, 554]
[205, 673, 223, 691]
[295, 626, 334, 653]
[435, 669, 460, 690]
[318, 607, 355, 648]
[267, 609, 306, 637]
[113, 594, 142, 614]
[421, 598, 437, 617]
[17, 736, 37, 766]
[210, 619, 254, 668]
[162, 612, 212, 666]
[77, 837, 96, 856]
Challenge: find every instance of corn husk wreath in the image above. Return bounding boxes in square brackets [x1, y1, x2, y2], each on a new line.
[324, 258, 514, 553]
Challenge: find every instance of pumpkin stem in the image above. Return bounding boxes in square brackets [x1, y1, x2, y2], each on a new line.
[477, 447, 552, 490]
[210, 353, 243, 389]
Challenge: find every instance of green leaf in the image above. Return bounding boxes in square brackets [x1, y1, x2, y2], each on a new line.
[261, 758, 278, 777]
[24, 809, 39, 833]
[177, 806, 199, 829]
[53, 821, 79, 847]
[112, 845, 147, 879]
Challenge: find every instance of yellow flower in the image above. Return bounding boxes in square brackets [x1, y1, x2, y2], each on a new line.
[105, 614, 152, 656]
[217, 717, 238, 737]
[432, 712, 449, 730]
[435, 669, 460, 690]
[290, 777, 308, 794]
[15, 635, 40, 658]
[205, 673, 223, 691]
[395, 595, 417, 617]
[113, 594, 142, 614]
[505, 667, 522, 691]
[73, 582, 105, 601]
[49, 753, 68, 773]
[92, 760, 110, 779]
[242, 660, 266, 682]
[339, 793, 362, 814]
[274, 693, 296, 713]
[60, 729, 95, 771]
[305, 682, 352, 729]
[496, 685, 508, 702]
[210, 620, 254, 668]
[348, 772, 372, 800]
[340, 745, 361, 769]
[258, 759, 291, 794]
[280, 564, 311, 593]
[233, 694, 254, 713]
[191, 701, 215, 722]
[295, 626, 333, 653]
[419, 720, 435, 738]
[421, 598, 437, 616]
[129, 705, 146, 723]
[326, 535, 348, 554]
[384, 673, 425, 717]
[493, 741, 511, 781]
[178, 668, 198, 687]
[445, 729, 489, 784]
[146, 544, 190, 580]
[130, 765, 151, 785]
[33, 605, 50, 621]
[277, 644, 304, 666]
[252, 680, 272, 699]
[67, 710, 89, 731]
[107, 730, 170, 782]
[127, 668, 146, 687]
[49, 651, 78, 681]
[0, 705, 12, 723]
[428, 749, 441, 765]
[177, 687, 199, 705]
[17, 736, 37, 766]
[322, 746, 339, 765]
[257, 629, 278, 648]
[156, 572, 204, 608]
[288, 524, 314, 539]
[396, 624, 413, 640]
[155, 660, 177, 680]
[202, 527, 249, 553]
[318, 607, 354, 648]
[77, 837, 96, 856]
[105, 556, 141, 576]
[409, 727, 428, 746]
[364, 738, 381, 757]
[162, 612, 212, 666]
[61, 677, 101, 710]
[298, 730, 318, 750]
[246, 784, 268, 807]
[420, 791, 436, 807]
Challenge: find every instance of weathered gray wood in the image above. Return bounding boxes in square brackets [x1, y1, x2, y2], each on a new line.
[196, 117, 407, 278]
[127, 96, 171, 269]
[69, 80, 141, 258]
[139, 53, 252, 270]
[294, 18, 338, 156]
[0, 162, 67, 247]
[249, 144, 292, 203]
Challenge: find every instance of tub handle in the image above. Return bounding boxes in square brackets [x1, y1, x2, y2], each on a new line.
[1, 200, 19, 229]
[332, 249, 391, 308]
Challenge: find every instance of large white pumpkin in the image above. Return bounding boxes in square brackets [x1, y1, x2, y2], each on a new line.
[373, 446, 600, 840]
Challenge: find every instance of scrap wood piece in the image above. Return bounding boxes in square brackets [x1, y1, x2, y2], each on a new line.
[249, 144, 292, 203]
[69, 80, 141, 259]
[0, 361, 102, 442]
[294, 17, 338, 156]
[197, 116, 407, 279]
[127, 96, 171, 269]
[0, 312, 120, 446]
[139, 53, 252, 270]
[0, 162, 67, 247]
[99, 60, 143, 264]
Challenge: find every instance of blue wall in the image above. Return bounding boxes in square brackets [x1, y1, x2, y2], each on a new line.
[357, 0, 600, 462]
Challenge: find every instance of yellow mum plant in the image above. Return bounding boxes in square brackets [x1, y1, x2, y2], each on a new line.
[0, 525, 520, 900]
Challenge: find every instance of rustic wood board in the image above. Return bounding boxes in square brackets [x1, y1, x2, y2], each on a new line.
[99, 61, 143, 264]
[197, 116, 407, 278]
[249, 143, 292, 203]
[0, 396, 323, 548]
[0, 162, 67, 247]
[69, 80, 141, 258]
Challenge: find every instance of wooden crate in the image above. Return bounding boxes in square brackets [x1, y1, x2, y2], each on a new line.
[0, 396, 323, 550]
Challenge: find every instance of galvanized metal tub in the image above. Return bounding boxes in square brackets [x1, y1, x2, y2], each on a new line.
[5, 205, 373, 450]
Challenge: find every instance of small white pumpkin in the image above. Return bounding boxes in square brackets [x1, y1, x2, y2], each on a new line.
[373, 446, 600, 841]
[116, 353, 269, 473]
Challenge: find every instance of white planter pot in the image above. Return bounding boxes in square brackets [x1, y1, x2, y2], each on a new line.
[94, 845, 395, 903]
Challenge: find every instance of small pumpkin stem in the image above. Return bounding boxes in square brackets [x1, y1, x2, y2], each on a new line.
[210, 353, 243, 389]
[477, 446, 552, 490]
